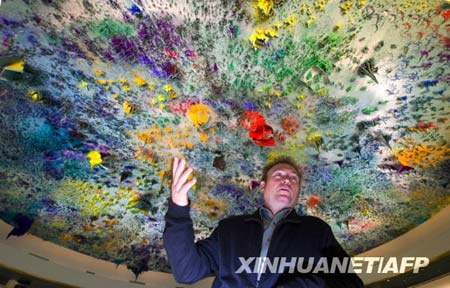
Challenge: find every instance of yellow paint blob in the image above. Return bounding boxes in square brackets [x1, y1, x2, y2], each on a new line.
[28, 90, 39, 101]
[87, 150, 102, 169]
[123, 101, 134, 115]
[395, 143, 450, 168]
[199, 132, 209, 142]
[78, 81, 89, 89]
[134, 75, 146, 86]
[187, 104, 211, 127]
[254, 0, 273, 16]
[4, 60, 24, 72]
[93, 69, 104, 76]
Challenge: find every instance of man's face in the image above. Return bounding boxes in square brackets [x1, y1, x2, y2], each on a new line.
[260, 163, 300, 215]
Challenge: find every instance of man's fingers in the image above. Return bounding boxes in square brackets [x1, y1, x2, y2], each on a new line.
[172, 157, 179, 176]
[170, 157, 196, 206]
[178, 178, 196, 196]
[173, 158, 186, 181]
[173, 166, 193, 193]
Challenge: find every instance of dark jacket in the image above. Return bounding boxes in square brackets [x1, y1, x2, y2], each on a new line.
[164, 200, 364, 288]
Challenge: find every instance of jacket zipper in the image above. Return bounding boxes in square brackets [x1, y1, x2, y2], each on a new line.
[245, 211, 302, 287]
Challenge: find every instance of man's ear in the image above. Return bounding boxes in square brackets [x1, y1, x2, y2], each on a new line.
[260, 181, 265, 192]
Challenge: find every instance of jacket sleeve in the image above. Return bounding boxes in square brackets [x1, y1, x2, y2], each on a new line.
[163, 199, 219, 284]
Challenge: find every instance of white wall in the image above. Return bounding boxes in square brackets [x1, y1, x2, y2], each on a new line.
[0, 204, 449, 287]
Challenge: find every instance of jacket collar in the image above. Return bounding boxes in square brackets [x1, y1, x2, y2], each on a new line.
[244, 207, 302, 224]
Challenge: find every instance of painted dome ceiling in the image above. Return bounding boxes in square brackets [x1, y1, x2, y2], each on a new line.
[0, 0, 449, 278]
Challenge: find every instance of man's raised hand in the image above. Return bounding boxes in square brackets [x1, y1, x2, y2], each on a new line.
[171, 157, 197, 206]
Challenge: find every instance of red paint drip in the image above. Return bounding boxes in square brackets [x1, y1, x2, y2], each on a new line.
[307, 195, 320, 209]
[240, 111, 276, 146]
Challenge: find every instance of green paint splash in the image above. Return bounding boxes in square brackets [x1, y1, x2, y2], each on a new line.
[89, 17, 135, 40]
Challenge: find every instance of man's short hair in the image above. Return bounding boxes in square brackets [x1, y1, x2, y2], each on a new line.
[261, 156, 303, 183]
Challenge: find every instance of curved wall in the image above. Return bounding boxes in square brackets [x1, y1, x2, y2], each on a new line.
[0, 0, 449, 286]
[1, 204, 449, 287]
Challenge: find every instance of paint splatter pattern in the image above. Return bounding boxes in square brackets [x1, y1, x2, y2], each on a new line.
[0, 0, 449, 278]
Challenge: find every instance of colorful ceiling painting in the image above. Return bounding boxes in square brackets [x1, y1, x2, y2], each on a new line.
[0, 0, 449, 279]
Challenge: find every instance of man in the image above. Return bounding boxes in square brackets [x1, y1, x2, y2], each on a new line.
[164, 156, 364, 287]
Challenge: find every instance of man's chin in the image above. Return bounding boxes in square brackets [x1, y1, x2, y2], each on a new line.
[275, 195, 291, 205]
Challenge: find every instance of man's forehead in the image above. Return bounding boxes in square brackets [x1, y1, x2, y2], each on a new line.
[269, 163, 298, 174]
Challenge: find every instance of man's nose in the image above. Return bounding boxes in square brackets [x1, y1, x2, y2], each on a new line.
[281, 177, 291, 184]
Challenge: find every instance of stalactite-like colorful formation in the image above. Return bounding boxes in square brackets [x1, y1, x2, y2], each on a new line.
[0, 0, 449, 278]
